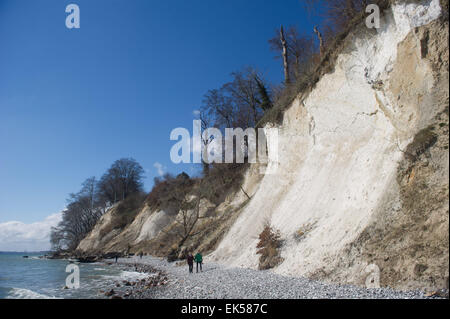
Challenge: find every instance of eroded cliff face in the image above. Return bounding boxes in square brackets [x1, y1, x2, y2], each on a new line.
[76, 0, 448, 290]
[76, 164, 263, 258]
[210, 0, 448, 290]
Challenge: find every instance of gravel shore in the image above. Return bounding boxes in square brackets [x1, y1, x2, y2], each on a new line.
[104, 256, 447, 299]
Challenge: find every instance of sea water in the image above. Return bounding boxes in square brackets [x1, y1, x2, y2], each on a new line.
[0, 252, 147, 299]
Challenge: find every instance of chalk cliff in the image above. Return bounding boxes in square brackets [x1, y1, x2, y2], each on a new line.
[77, 0, 449, 290]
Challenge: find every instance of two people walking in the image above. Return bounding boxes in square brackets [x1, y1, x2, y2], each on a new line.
[187, 252, 203, 273]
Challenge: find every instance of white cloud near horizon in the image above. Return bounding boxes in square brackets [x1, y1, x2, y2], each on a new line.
[0, 213, 62, 252]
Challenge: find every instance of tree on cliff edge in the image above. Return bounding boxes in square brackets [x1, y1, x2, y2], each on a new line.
[50, 158, 145, 252]
[97, 158, 145, 205]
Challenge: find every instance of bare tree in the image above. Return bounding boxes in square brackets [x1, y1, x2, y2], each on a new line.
[199, 110, 212, 176]
[224, 67, 263, 127]
[97, 158, 145, 205]
[80, 177, 98, 210]
[280, 26, 290, 84]
[163, 178, 213, 248]
[201, 88, 235, 129]
[50, 159, 145, 252]
[313, 26, 324, 58]
[202, 67, 270, 132]
[303, 0, 370, 31]
[199, 67, 271, 167]
[172, 195, 202, 247]
[269, 26, 316, 82]
[50, 226, 65, 251]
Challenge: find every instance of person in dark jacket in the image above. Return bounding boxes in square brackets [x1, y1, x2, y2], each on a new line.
[194, 252, 203, 273]
[187, 253, 194, 273]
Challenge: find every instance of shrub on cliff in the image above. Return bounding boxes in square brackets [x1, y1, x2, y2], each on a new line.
[146, 172, 195, 210]
[113, 192, 147, 228]
[256, 223, 284, 270]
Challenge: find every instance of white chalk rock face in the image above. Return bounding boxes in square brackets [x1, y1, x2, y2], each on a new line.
[210, 0, 444, 279]
[134, 210, 173, 243]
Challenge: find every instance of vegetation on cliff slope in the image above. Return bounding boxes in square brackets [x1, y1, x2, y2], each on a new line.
[50, 158, 145, 251]
[53, 1, 448, 270]
[51, 0, 376, 255]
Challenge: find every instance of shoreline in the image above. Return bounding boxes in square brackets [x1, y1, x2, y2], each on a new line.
[99, 256, 449, 299]
[96, 261, 168, 299]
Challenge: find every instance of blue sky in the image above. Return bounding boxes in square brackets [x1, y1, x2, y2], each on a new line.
[0, 0, 321, 225]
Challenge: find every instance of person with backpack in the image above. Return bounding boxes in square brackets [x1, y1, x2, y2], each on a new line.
[187, 252, 194, 274]
[194, 252, 203, 273]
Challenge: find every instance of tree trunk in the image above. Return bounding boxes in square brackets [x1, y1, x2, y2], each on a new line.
[280, 26, 290, 85]
[240, 186, 251, 200]
[178, 235, 189, 248]
[347, 0, 356, 19]
[314, 26, 324, 58]
[202, 162, 209, 177]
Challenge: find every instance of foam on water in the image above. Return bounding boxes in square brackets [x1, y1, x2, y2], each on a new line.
[6, 287, 57, 299]
[102, 270, 149, 282]
[0, 253, 142, 299]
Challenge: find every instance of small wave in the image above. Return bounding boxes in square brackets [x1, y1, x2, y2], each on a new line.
[94, 268, 106, 271]
[29, 256, 43, 260]
[103, 270, 149, 282]
[6, 287, 57, 299]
